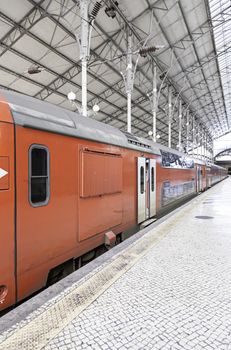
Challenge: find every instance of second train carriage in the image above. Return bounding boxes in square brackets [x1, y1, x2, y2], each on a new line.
[0, 89, 227, 311]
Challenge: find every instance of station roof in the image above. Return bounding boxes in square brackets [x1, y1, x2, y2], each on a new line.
[0, 0, 230, 149]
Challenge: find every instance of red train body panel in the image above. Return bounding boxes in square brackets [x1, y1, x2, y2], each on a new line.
[0, 90, 227, 311]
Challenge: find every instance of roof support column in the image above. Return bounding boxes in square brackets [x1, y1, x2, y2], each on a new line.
[152, 64, 157, 142]
[126, 32, 133, 133]
[199, 127, 203, 159]
[207, 136, 210, 161]
[168, 86, 172, 148]
[80, 0, 90, 117]
[178, 98, 182, 152]
[192, 118, 195, 157]
[186, 110, 189, 154]
[196, 124, 199, 158]
[211, 139, 214, 161]
[203, 130, 206, 161]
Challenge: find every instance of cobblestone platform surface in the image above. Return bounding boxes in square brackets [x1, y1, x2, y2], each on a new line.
[1, 177, 231, 350]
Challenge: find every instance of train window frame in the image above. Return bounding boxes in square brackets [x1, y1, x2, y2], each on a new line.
[29, 144, 50, 207]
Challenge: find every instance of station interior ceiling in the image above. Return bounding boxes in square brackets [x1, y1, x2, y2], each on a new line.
[0, 0, 230, 150]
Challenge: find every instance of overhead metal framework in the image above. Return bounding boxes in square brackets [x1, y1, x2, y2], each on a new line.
[207, 0, 231, 135]
[214, 148, 231, 160]
[0, 0, 230, 150]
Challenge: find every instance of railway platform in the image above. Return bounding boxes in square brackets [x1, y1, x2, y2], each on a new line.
[0, 177, 231, 350]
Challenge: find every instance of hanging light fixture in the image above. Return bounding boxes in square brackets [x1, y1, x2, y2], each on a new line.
[105, 1, 118, 18]
[27, 65, 44, 74]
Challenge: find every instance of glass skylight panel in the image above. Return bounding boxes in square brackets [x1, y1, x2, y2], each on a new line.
[209, 0, 231, 133]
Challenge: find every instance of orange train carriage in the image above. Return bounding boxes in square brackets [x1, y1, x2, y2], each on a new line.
[0, 89, 227, 311]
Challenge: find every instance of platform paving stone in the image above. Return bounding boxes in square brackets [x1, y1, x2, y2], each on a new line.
[40, 178, 231, 350]
[1, 179, 231, 349]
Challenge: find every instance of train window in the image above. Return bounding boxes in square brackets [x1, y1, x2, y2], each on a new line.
[140, 166, 144, 194]
[29, 145, 49, 206]
[151, 167, 155, 192]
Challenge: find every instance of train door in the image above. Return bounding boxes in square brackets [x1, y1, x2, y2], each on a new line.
[206, 168, 211, 188]
[197, 165, 203, 192]
[137, 157, 156, 224]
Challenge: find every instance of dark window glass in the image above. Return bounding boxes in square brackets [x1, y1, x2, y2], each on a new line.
[30, 146, 49, 205]
[151, 167, 155, 192]
[31, 148, 47, 176]
[31, 178, 47, 203]
[140, 166, 144, 194]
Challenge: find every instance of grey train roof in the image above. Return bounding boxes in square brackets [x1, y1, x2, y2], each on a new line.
[0, 89, 217, 167]
[1, 89, 161, 155]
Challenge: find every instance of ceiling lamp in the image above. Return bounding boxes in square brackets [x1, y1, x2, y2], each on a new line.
[27, 65, 44, 74]
[92, 104, 100, 112]
[67, 91, 76, 101]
